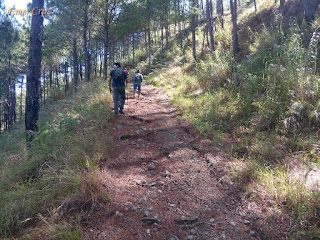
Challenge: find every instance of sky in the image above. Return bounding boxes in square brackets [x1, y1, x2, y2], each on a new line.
[4, 0, 30, 10]
[4, 0, 32, 8]
[4, 0, 52, 25]
[4, 0, 30, 24]
[4, 1, 31, 85]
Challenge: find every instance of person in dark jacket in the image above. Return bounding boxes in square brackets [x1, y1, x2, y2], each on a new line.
[109, 62, 128, 117]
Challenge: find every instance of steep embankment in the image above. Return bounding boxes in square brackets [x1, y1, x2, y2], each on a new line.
[238, 0, 306, 58]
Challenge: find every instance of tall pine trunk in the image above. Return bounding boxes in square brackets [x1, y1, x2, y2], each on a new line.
[191, 0, 197, 62]
[103, 0, 109, 81]
[230, 0, 239, 85]
[20, 77, 23, 121]
[178, 0, 182, 50]
[79, 64, 82, 81]
[217, 0, 224, 28]
[64, 60, 69, 95]
[0, 104, 2, 134]
[7, 57, 13, 128]
[94, 46, 98, 79]
[302, 0, 319, 23]
[174, 0, 177, 34]
[147, 0, 151, 73]
[206, 0, 215, 51]
[161, 21, 164, 51]
[49, 65, 53, 88]
[165, 6, 169, 50]
[230, 0, 239, 58]
[132, 33, 135, 67]
[253, 0, 257, 11]
[56, 66, 60, 88]
[13, 80, 16, 123]
[43, 66, 46, 106]
[83, 2, 91, 82]
[73, 37, 79, 94]
[25, 0, 44, 145]
[100, 47, 103, 78]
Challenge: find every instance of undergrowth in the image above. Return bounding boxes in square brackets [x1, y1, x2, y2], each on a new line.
[0, 80, 113, 239]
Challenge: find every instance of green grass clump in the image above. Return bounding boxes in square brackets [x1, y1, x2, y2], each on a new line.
[0, 80, 113, 238]
[253, 163, 320, 236]
[22, 221, 83, 240]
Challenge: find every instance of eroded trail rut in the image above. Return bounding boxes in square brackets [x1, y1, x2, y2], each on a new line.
[83, 85, 288, 240]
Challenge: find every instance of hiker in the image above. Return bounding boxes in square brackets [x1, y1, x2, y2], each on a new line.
[132, 69, 143, 98]
[109, 62, 128, 117]
[124, 68, 129, 83]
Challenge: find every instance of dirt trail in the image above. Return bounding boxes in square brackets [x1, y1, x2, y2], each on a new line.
[83, 85, 289, 240]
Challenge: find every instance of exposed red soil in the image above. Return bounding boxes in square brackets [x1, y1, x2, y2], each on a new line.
[82, 84, 291, 240]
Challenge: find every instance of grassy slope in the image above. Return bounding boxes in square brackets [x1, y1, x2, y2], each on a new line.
[0, 80, 113, 239]
[145, 0, 320, 238]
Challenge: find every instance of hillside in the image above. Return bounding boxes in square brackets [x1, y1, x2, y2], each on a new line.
[0, 0, 320, 239]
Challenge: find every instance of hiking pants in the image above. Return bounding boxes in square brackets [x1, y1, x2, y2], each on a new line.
[133, 82, 141, 92]
[112, 86, 126, 116]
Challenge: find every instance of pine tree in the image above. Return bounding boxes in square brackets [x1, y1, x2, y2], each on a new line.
[25, 0, 44, 145]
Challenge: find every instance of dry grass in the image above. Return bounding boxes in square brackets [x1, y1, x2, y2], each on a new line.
[0, 80, 114, 239]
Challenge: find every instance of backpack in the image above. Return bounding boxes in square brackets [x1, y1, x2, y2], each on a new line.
[114, 68, 123, 81]
[134, 73, 140, 82]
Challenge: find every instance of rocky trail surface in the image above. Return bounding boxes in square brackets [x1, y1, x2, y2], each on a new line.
[83, 84, 289, 240]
